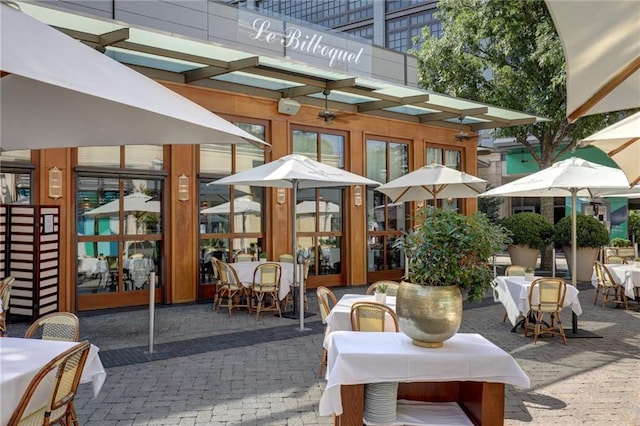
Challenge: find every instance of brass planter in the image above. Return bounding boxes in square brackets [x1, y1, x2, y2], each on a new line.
[396, 282, 462, 348]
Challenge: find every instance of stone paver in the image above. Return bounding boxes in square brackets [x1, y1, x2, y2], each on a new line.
[6, 257, 640, 425]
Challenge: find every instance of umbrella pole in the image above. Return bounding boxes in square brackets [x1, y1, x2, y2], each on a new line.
[292, 180, 309, 331]
[571, 189, 578, 333]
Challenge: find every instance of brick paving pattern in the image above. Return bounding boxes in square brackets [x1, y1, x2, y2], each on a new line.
[6, 259, 640, 425]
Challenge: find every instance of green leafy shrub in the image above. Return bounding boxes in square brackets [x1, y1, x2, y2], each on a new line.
[500, 212, 553, 251]
[396, 207, 511, 302]
[611, 238, 632, 247]
[553, 214, 609, 248]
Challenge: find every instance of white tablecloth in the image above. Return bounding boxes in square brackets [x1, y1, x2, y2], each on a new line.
[77, 257, 100, 275]
[325, 294, 397, 334]
[123, 257, 154, 289]
[319, 331, 530, 416]
[229, 261, 294, 301]
[492, 276, 582, 326]
[592, 264, 640, 299]
[0, 337, 106, 424]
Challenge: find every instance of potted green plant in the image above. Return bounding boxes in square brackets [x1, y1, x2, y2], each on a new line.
[395, 207, 510, 347]
[374, 283, 388, 304]
[524, 267, 534, 281]
[259, 252, 268, 263]
[553, 214, 609, 282]
[500, 212, 553, 269]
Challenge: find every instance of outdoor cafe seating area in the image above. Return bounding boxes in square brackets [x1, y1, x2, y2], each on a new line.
[0, 281, 107, 425]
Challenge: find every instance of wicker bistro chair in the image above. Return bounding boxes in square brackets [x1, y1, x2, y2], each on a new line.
[605, 255, 625, 264]
[24, 312, 80, 342]
[252, 262, 282, 318]
[235, 253, 254, 262]
[215, 261, 252, 315]
[8, 340, 91, 426]
[350, 301, 399, 332]
[279, 253, 295, 263]
[365, 280, 400, 296]
[524, 278, 568, 345]
[0, 276, 16, 337]
[317, 286, 338, 377]
[593, 261, 629, 310]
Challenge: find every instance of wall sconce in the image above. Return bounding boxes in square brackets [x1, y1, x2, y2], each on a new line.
[276, 188, 286, 204]
[178, 174, 189, 202]
[48, 167, 63, 200]
[353, 185, 362, 206]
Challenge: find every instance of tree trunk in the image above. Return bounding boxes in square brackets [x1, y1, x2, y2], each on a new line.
[540, 197, 555, 272]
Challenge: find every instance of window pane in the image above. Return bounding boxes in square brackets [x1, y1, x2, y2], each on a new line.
[236, 144, 265, 172]
[78, 177, 120, 237]
[366, 139, 386, 183]
[78, 147, 120, 167]
[0, 172, 31, 204]
[124, 146, 164, 170]
[321, 134, 344, 169]
[293, 130, 318, 160]
[200, 144, 232, 174]
[320, 188, 342, 232]
[124, 179, 162, 235]
[445, 150, 461, 169]
[426, 147, 442, 165]
[296, 188, 317, 232]
[388, 143, 408, 180]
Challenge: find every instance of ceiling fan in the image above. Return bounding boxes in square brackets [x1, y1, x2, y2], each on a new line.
[318, 90, 337, 123]
[454, 116, 470, 141]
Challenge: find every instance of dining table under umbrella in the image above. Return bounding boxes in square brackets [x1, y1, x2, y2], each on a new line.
[480, 157, 631, 333]
[580, 111, 640, 186]
[374, 163, 488, 205]
[0, 2, 267, 150]
[209, 154, 380, 330]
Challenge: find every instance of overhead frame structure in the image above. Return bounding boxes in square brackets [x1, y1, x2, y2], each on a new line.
[16, 1, 546, 134]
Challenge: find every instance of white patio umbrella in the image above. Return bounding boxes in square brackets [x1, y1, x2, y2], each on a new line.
[210, 154, 380, 330]
[200, 196, 261, 250]
[83, 193, 160, 218]
[545, 0, 640, 122]
[580, 111, 640, 186]
[374, 163, 488, 204]
[0, 2, 267, 150]
[479, 157, 630, 332]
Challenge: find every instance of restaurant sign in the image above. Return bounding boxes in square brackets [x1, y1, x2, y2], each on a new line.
[250, 18, 364, 68]
[238, 11, 372, 76]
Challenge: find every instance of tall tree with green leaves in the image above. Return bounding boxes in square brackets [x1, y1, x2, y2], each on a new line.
[413, 0, 618, 268]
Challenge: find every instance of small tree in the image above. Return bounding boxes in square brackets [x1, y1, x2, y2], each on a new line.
[629, 210, 640, 244]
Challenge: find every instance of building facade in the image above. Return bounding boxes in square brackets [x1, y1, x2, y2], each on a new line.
[0, 0, 540, 314]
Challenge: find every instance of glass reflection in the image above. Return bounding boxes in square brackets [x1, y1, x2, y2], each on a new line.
[0, 172, 31, 204]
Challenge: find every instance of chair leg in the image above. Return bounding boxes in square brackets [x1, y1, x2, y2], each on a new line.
[318, 348, 327, 377]
[593, 285, 600, 305]
[502, 311, 508, 323]
[557, 315, 567, 345]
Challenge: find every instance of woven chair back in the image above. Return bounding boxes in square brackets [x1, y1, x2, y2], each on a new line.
[235, 253, 254, 262]
[279, 254, 295, 263]
[316, 286, 337, 324]
[351, 301, 398, 332]
[253, 262, 281, 291]
[8, 340, 90, 426]
[366, 280, 400, 296]
[24, 312, 80, 342]
[529, 278, 566, 313]
[505, 265, 527, 276]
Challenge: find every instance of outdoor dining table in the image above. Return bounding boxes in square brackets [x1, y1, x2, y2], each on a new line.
[229, 261, 294, 301]
[319, 331, 530, 425]
[325, 294, 397, 334]
[591, 263, 640, 300]
[0, 337, 107, 424]
[492, 275, 582, 331]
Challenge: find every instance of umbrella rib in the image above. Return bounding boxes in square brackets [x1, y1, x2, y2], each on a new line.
[607, 137, 640, 157]
[462, 183, 483, 194]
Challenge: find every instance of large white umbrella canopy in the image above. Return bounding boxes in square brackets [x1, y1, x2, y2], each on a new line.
[374, 163, 488, 203]
[0, 3, 267, 150]
[580, 111, 640, 186]
[210, 154, 379, 330]
[200, 196, 261, 215]
[84, 193, 160, 218]
[480, 157, 630, 331]
[545, 0, 640, 122]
